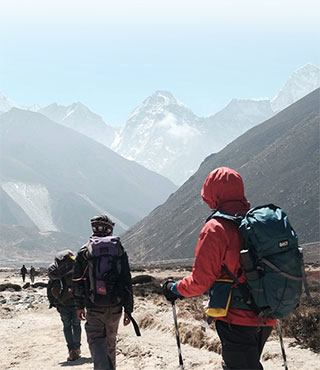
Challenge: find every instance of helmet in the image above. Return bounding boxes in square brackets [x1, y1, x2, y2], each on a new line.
[90, 214, 115, 236]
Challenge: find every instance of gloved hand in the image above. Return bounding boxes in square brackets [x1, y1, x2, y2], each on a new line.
[162, 279, 180, 302]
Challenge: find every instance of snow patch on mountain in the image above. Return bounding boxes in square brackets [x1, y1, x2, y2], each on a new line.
[1, 182, 58, 232]
[271, 63, 320, 112]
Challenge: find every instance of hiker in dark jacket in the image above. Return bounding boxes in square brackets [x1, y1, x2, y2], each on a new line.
[47, 250, 82, 362]
[20, 265, 27, 282]
[163, 167, 276, 370]
[72, 214, 134, 370]
[30, 266, 36, 283]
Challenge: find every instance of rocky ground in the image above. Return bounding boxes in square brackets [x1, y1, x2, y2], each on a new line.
[0, 267, 319, 370]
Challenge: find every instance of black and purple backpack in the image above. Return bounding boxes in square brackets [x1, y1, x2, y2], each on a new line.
[86, 236, 123, 306]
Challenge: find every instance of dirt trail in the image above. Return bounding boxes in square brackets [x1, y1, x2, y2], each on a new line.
[1, 270, 319, 370]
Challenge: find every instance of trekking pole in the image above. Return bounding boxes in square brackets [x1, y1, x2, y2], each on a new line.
[172, 301, 184, 370]
[276, 320, 288, 370]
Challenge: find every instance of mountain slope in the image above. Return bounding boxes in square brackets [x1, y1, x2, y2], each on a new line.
[0, 224, 87, 267]
[0, 109, 176, 237]
[40, 102, 116, 147]
[122, 88, 320, 262]
[204, 98, 274, 153]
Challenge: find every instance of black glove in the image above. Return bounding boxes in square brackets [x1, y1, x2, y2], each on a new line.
[162, 279, 180, 302]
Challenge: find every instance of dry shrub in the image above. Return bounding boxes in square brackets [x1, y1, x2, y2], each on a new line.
[152, 295, 168, 308]
[205, 339, 222, 354]
[177, 296, 208, 322]
[133, 281, 162, 297]
[0, 283, 22, 292]
[262, 352, 280, 361]
[281, 280, 320, 353]
[139, 314, 155, 329]
[175, 322, 222, 354]
[267, 327, 278, 340]
[178, 323, 205, 349]
[281, 309, 320, 353]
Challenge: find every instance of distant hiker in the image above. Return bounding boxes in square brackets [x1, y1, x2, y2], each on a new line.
[47, 250, 82, 362]
[163, 167, 277, 370]
[30, 266, 36, 283]
[72, 214, 134, 370]
[20, 265, 27, 282]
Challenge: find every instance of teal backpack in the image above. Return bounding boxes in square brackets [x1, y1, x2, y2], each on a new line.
[209, 204, 303, 319]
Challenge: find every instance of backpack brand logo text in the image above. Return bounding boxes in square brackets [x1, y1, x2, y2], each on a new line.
[279, 240, 289, 248]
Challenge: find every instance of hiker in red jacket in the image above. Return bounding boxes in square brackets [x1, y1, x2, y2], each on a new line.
[163, 167, 276, 370]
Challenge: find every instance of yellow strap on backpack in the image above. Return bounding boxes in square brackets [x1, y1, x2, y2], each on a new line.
[205, 279, 233, 318]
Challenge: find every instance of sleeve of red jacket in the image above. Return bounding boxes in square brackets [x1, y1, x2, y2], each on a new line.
[176, 221, 227, 297]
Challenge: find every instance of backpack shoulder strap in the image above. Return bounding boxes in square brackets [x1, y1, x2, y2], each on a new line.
[206, 211, 243, 226]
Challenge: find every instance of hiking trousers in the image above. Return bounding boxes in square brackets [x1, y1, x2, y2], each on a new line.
[215, 320, 273, 370]
[85, 304, 122, 370]
[58, 306, 82, 351]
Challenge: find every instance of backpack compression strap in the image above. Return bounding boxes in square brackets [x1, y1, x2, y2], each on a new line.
[222, 265, 260, 315]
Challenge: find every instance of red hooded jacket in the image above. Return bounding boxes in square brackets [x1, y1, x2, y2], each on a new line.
[176, 167, 276, 326]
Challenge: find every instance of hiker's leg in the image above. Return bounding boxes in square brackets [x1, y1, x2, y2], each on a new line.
[104, 305, 122, 369]
[59, 306, 76, 350]
[216, 320, 264, 369]
[85, 308, 114, 370]
[71, 307, 82, 350]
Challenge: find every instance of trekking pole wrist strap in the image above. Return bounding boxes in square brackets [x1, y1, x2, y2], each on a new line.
[127, 313, 141, 336]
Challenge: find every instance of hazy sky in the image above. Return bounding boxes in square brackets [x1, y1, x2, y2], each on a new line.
[0, 0, 319, 125]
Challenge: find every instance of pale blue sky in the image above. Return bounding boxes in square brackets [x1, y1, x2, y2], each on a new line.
[0, 0, 319, 125]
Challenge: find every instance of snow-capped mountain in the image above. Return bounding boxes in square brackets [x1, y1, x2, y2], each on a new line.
[111, 91, 206, 185]
[0, 93, 116, 147]
[40, 102, 116, 147]
[111, 92, 274, 185]
[0, 92, 41, 113]
[271, 63, 320, 112]
[0, 92, 21, 112]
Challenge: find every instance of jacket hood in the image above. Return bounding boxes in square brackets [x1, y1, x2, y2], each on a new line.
[201, 167, 250, 214]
